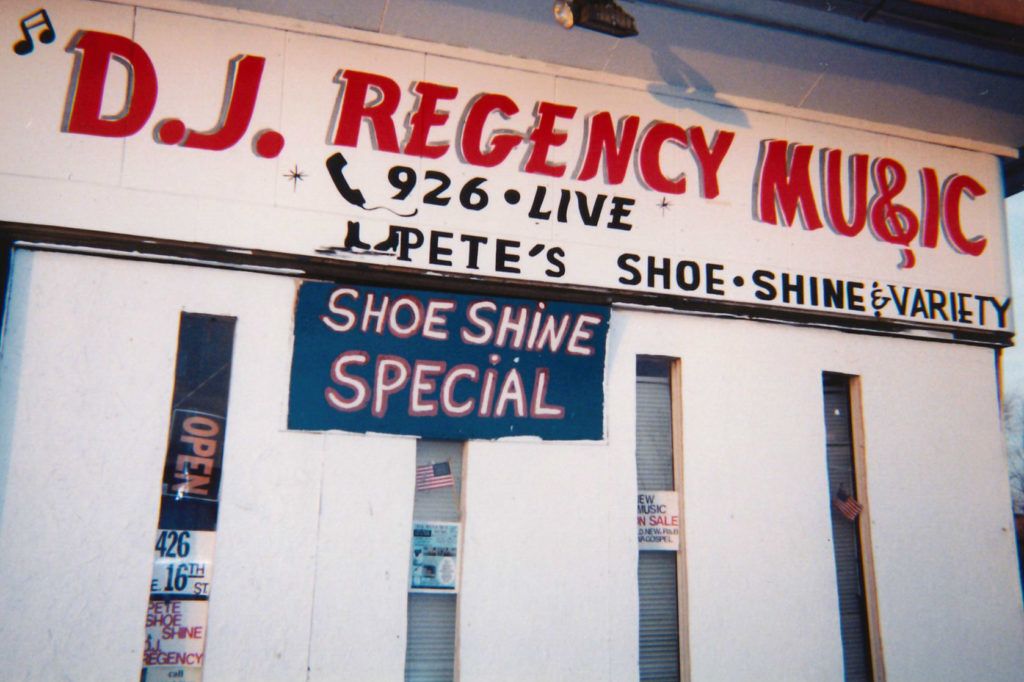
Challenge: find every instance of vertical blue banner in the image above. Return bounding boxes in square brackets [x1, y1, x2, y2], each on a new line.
[143, 313, 235, 682]
[158, 314, 236, 531]
[288, 282, 608, 440]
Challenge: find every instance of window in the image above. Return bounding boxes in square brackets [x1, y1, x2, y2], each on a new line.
[636, 357, 686, 681]
[822, 373, 882, 681]
[404, 440, 463, 682]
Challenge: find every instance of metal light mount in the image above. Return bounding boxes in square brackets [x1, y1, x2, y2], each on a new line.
[553, 0, 639, 38]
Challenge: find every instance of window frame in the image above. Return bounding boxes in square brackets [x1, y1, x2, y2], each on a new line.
[636, 356, 690, 682]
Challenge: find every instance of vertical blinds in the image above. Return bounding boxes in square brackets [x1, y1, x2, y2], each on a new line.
[636, 375, 674, 491]
[638, 552, 681, 681]
[405, 441, 462, 682]
[822, 375, 873, 682]
[404, 593, 457, 682]
[636, 360, 681, 682]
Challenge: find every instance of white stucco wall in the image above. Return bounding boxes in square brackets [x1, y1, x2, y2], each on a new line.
[608, 308, 1024, 681]
[0, 251, 417, 681]
[1, 250, 1021, 681]
[0, 2, 1021, 679]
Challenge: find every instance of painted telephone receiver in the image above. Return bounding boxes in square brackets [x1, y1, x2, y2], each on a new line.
[325, 152, 366, 207]
[325, 152, 417, 217]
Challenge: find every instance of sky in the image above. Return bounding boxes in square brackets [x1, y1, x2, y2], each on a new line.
[1004, 193, 1024, 395]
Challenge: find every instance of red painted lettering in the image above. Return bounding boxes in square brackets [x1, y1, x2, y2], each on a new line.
[919, 168, 942, 248]
[404, 81, 459, 158]
[868, 157, 918, 246]
[523, 102, 577, 177]
[638, 122, 688, 194]
[174, 55, 266, 151]
[822, 149, 868, 237]
[755, 139, 824, 229]
[459, 93, 522, 167]
[941, 174, 987, 256]
[63, 31, 157, 138]
[332, 69, 401, 152]
[576, 113, 639, 184]
[687, 126, 734, 199]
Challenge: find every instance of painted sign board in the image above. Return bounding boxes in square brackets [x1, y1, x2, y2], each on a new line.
[151, 530, 216, 598]
[289, 281, 609, 440]
[144, 599, 208, 679]
[0, 1, 1012, 336]
[410, 522, 460, 591]
[637, 491, 680, 551]
[162, 409, 226, 504]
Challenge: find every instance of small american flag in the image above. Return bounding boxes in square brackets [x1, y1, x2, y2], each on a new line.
[416, 461, 455, 491]
[833, 488, 864, 521]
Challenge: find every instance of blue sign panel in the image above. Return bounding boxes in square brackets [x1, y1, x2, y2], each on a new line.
[288, 282, 608, 440]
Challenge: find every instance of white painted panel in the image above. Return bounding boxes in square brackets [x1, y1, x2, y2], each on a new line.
[0, 251, 185, 680]
[201, 0, 390, 33]
[857, 345, 1024, 681]
[680, 323, 844, 681]
[458, 438, 627, 682]
[1, 248, 1021, 681]
[276, 31, 426, 215]
[605, 2, 830, 108]
[122, 9, 287, 204]
[306, 431, 415, 682]
[195, 272, 319, 681]
[0, 251, 417, 681]
[0, 0, 135, 183]
[380, 0, 616, 75]
[601, 308, 1024, 681]
[0, 0, 1011, 337]
[415, 54, 557, 240]
[604, 310, 845, 681]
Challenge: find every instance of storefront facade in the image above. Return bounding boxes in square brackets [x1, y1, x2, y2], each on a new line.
[1, 1, 1023, 680]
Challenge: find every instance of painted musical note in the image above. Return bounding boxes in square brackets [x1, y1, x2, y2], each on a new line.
[12, 8, 56, 56]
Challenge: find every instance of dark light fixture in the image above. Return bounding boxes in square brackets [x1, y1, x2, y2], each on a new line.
[553, 1, 638, 38]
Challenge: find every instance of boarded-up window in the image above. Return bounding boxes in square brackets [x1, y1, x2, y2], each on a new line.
[404, 441, 462, 682]
[637, 357, 682, 681]
[823, 373, 874, 681]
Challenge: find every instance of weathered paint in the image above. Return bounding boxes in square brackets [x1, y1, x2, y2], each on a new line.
[0, 0, 1012, 334]
[0, 251, 1021, 680]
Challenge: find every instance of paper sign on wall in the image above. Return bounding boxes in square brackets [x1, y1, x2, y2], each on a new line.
[142, 313, 236, 682]
[144, 599, 208, 679]
[150, 530, 216, 598]
[410, 522, 460, 591]
[637, 491, 680, 551]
